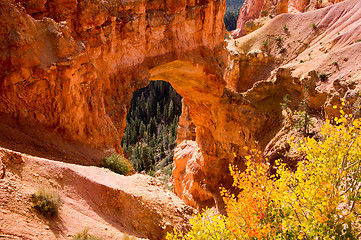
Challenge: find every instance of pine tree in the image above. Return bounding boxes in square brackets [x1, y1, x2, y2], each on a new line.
[141, 146, 151, 171]
[168, 100, 174, 121]
[149, 117, 157, 136]
[139, 121, 146, 138]
[156, 102, 161, 121]
[171, 117, 178, 137]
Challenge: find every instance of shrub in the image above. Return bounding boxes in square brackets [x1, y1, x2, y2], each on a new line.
[312, 23, 317, 29]
[168, 108, 361, 239]
[166, 209, 232, 240]
[73, 228, 102, 240]
[283, 24, 288, 32]
[31, 188, 62, 217]
[319, 73, 328, 81]
[275, 35, 281, 42]
[263, 38, 268, 48]
[103, 154, 130, 175]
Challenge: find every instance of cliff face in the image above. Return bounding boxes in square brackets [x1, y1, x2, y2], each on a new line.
[0, 0, 226, 153]
[0, 0, 229, 210]
[225, 0, 361, 174]
[174, 0, 361, 210]
[2, 0, 361, 213]
[231, 0, 345, 38]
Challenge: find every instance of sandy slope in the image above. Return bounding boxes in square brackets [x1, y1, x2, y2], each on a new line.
[233, 0, 361, 89]
[0, 148, 193, 240]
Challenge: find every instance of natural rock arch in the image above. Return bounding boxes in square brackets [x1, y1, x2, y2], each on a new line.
[0, 0, 241, 209]
[0, 0, 226, 152]
[0, 0, 282, 210]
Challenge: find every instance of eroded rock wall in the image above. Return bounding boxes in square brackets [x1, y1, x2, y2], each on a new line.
[0, 0, 226, 153]
[2, 0, 360, 213]
[225, 0, 361, 172]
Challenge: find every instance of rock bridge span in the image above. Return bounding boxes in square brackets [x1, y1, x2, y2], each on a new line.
[0, 0, 239, 209]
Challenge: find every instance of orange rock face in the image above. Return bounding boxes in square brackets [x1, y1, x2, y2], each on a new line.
[177, 100, 196, 145]
[173, 140, 214, 210]
[173, 0, 361, 211]
[231, 0, 345, 38]
[1, 0, 361, 214]
[0, 0, 231, 210]
[225, 0, 361, 187]
[0, 0, 226, 153]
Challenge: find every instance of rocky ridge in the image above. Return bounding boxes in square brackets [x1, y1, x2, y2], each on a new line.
[231, 0, 345, 38]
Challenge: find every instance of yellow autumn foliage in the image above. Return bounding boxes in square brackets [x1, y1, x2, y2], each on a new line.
[168, 110, 361, 239]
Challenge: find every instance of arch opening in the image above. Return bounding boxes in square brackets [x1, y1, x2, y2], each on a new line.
[121, 80, 182, 188]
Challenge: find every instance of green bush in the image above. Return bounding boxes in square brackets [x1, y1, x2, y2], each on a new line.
[103, 154, 130, 175]
[73, 228, 102, 240]
[31, 188, 62, 217]
[319, 73, 328, 81]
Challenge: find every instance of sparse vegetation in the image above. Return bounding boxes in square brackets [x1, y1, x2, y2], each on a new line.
[275, 35, 281, 42]
[279, 47, 286, 53]
[263, 38, 268, 48]
[73, 228, 103, 240]
[280, 94, 291, 109]
[295, 100, 314, 136]
[103, 154, 130, 175]
[319, 73, 328, 81]
[356, 39, 361, 43]
[283, 24, 288, 32]
[31, 188, 62, 218]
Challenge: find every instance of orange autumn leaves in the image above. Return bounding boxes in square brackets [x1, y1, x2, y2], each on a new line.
[168, 110, 361, 240]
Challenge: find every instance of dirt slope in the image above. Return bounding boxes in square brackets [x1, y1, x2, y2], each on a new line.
[0, 148, 193, 240]
[231, 0, 361, 93]
[221, 0, 361, 170]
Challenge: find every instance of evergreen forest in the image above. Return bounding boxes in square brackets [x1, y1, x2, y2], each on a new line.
[121, 81, 182, 181]
[224, 0, 245, 31]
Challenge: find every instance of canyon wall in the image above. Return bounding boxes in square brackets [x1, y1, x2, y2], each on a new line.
[225, 0, 361, 167]
[173, 0, 361, 210]
[1, 0, 361, 212]
[0, 0, 233, 209]
[0, 0, 226, 153]
[231, 0, 345, 38]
